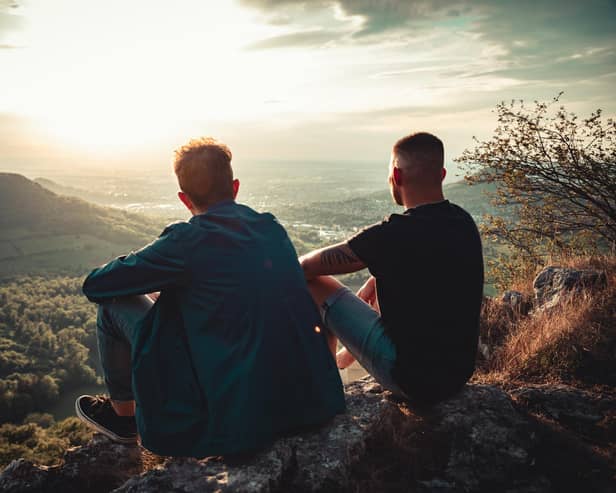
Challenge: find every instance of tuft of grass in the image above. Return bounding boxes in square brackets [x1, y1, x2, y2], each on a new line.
[0, 416, 93, 469]
[476, 255, 616, 386]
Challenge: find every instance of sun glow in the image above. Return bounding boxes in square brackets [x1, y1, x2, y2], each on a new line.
[1, 0, 305, 152]
[0, 1, 475, 156]
[3, 0, 607, 166]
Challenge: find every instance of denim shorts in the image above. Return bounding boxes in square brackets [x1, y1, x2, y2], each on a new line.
[320, 287, 407, 397]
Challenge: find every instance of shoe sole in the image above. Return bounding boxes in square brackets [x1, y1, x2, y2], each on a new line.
[75, 396, 138, 445]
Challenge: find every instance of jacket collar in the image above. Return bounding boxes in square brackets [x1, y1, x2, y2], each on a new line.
[190, 200, 237, 221]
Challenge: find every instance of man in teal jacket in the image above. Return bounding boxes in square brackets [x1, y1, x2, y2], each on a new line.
[77, 137, 345, 457]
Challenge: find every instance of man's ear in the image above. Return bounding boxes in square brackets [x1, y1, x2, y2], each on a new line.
[441, 167, 447, 182]
[178, 191, 194, 212]
[232, 179, 240, 199]
[392, 167, 403, 186]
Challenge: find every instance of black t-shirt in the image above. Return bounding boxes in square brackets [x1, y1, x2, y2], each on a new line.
[348, 200, 484, 403]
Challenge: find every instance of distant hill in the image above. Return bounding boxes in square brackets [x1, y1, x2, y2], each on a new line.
[33, 177, 127, 206]
[0, 173, 166, 278]
[444, 180, 499, 217]
[3, 173, 503, 278]
[278, 180, 499, 228]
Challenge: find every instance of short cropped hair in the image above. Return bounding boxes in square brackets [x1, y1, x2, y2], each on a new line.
[393, 132, 444, 183]
[173, 137, 234, 209]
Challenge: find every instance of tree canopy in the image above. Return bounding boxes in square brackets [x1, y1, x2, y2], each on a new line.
[457, 94, 616, 287]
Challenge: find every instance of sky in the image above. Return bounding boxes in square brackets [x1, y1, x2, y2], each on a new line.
[1, 0, 615, 179]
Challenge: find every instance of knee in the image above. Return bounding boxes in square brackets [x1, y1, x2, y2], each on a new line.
[306, 276, 345, 307]
[96, 295, 152, 339]
[96, 301, 115, 335]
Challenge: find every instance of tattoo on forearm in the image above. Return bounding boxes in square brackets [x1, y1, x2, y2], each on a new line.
[320, 246, 359, 266]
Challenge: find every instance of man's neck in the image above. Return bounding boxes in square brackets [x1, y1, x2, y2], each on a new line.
[191, 199, 235, 216]
[402, 190, 445, 209]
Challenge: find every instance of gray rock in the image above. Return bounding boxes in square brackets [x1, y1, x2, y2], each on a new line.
[533, 266, 607, 309]
[114, 448, 294, 493]
[2, 378, 614, 492]
[510, 384, 616, 441]
[115, 378, 386, 493]
[0, 459, 49, 493]
[501, 290, 532, 316]
[0, 434, 143, 493]
[425, 385, 538, 490]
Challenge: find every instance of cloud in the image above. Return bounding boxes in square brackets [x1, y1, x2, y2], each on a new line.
[241, 0, 616, 84]
[333, 97, 496, 123]
[244, 29, 341, 50]
[0, 0, 20, 8]
[0, 0, 23, 41]
[371, 64, 454, 79]
[241, 1, 616, 39]
[241, 0, 466, 36]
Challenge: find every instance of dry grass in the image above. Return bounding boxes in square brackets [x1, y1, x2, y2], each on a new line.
[347, 403, 451, 493]
[476, 255, 616, 386]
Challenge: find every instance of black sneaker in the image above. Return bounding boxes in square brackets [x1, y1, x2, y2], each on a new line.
[75, 395, 138, 444]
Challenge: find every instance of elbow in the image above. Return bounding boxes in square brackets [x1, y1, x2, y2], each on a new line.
[82, 268, 104, 302]
[82, 271, 94, 297]
[299, 256, 316, 281]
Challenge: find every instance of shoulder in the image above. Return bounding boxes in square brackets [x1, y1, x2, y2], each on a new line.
[159, 220, 194, 239]
[236, 203, 278, 222]
[373, 211, 420, 232]
[447, 201, 473, 218]
[446, 202, 480, 227]
[386, 211, 413, 224]
[442, 203, 482, 245]
[235, 203, 286, 230]
[350, 212, 409, 239]
[348, 215, 397, 248]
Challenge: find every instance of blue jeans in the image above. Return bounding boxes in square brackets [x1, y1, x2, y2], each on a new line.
[96, 295, 154, 401]
[320, 287, 407, 398]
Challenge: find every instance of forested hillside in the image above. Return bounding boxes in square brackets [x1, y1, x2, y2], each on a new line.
[0, 176, 157, 466]
[0, 277, 98, 423]
[0, 277, 98, 467]
[0, 172, 501, 467]
[0, 173, 165, 279]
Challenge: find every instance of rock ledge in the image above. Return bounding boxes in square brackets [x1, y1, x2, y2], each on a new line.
[1, 378, 614, 492]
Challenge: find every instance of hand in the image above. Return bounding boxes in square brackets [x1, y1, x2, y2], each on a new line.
[146, 292, 160, 302]
[356, 276, 376, 306]
[336, 348, 356, 369]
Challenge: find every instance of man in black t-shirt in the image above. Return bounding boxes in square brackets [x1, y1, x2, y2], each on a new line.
[300, 132, 484, 404]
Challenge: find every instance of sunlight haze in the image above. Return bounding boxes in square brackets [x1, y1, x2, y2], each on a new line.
[1, 0, 615, 176]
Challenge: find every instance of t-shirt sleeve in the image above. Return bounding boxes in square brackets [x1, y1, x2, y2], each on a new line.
[347, 219, 393, 277]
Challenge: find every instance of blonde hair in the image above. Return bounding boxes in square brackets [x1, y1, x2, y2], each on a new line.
[173, 137, 234, 209]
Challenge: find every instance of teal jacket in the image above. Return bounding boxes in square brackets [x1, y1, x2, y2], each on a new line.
[83, 201, 345, 457]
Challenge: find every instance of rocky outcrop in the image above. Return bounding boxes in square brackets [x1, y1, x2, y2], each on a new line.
[533, 266, 607, 309]
[510, 384, 616, 442]
[501, 290, 532, 316]
[0, 433, 143, 493]
[498, 266, 608, 316]
[2, 377, 614, 493]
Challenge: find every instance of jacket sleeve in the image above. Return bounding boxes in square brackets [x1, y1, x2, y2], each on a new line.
[82, 223, 189, 303]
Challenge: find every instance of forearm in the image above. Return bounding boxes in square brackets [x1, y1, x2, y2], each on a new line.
[299, 242, 366, 280]
[83, 233, 186, 303]
[83, 256, 152, 302]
